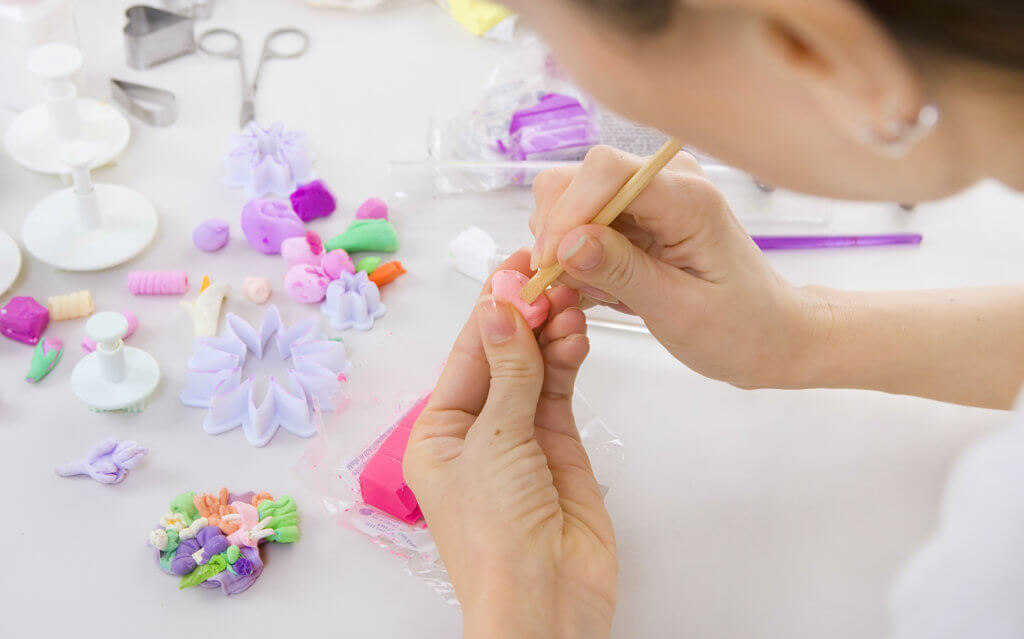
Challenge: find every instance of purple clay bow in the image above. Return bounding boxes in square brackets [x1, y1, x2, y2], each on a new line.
[54, 438, 148, 484]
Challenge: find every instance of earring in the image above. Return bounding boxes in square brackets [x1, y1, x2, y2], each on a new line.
[859, 103, 940, 157]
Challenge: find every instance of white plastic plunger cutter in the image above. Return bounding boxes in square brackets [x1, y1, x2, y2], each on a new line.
[3, 43, 130, 175]
[72, 312, 160, 412]
[22, 142, 159, 271]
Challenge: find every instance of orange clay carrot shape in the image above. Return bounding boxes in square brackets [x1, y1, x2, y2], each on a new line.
[368, 261, 405, 287]
[194, 487, 241, 534]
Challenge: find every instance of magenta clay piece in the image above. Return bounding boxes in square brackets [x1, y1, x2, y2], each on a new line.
[490, 270, 551, 329]
[321, 249, 355, 280]
[241, 199, 305, 255]
[128, 271, 189, 296]
[284, 264, 330, 303]
[355, 197, 389, 221]
[0, 296, 50, 345]
[193, 219, 230, 252]
[289, 180, 336, 222]
[359, 395, 430, 524]
[281, 231, 324, 267]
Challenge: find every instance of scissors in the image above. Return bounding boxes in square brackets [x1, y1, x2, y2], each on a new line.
[197, 27, 310, 128]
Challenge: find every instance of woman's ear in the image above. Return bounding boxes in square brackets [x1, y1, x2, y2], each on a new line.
[736, 0, 927, 148]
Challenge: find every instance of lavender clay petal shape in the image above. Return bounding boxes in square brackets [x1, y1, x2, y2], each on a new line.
[321, 271, 386, 331]
[181, 305, 350, 447]
[224, 122, 313, 198]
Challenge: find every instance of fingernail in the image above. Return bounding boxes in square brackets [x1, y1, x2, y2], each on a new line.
[478, 298, 517, 343]
[559, 235, 602, 271]
[580, 287, 619, 305]
[531, 233, 546, 270]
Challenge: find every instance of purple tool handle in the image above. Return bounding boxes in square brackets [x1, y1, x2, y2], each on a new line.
[752, 234, 923, 250]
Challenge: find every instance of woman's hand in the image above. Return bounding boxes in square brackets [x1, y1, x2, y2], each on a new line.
[529, 145, 827, 390]
[404, 251, 617, 639]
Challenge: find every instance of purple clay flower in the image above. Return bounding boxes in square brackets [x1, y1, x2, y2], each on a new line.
[232, 556, 254, 576]
[171, 538, 201, 575]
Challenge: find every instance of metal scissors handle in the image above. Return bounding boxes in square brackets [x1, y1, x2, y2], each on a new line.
[197, 27, 310, 128]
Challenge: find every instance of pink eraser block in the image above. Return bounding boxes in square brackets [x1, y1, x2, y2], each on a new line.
[356, 197, 389, 221]
[359, 394, 431, 524]
[490, 269, 550, 329]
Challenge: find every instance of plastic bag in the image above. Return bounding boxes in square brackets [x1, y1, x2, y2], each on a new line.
[296, 381, 625, 604]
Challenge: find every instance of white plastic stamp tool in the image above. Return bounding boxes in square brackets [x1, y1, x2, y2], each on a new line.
[72, 311, 160, 412]
[3, 43, 130, 175]
[0, 230, 23, 296]
[22, 142, 158, 271]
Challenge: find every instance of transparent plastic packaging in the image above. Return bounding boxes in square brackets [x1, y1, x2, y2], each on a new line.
[296, 369, 625, 603]
[389, 42, 833, 228]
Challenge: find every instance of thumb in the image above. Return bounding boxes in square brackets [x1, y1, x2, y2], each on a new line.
[473, 296, 544, 440]
[557, 224, 680, 315]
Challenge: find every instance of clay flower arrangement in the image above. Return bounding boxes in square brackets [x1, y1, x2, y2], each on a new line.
[149, 488, 298, 595]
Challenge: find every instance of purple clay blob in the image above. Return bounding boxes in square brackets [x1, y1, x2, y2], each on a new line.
[193, 219, 231, 252]
[289, 180, 336, 222]
[241, 199, 305, 255]
[171, 538, 201, 576]
[197, 526, 230, 559]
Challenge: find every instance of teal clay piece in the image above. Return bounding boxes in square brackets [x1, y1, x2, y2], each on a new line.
[355, 256, 382, 273]
[225, 545, 241, 564]
[325, 219, 398, 253]
[26, 338, 63, 383]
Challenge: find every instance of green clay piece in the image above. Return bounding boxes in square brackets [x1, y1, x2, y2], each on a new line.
[225, 545, 241, 564]
[355, 256, 382, 274]
[25, 339, 62, 383]
[179, 555, 226, 590]
[164, 528, 180, 553]
[169, 492, 199, 525]
[325, 219, 399, 254]
[329, 337, 343, 343]
[258, 495, 299, 543]
[159, 549, 175, 572]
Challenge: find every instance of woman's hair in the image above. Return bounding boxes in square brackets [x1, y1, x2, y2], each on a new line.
[576, 0, 1024, 71]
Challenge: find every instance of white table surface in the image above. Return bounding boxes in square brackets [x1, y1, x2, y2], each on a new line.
[1, 1, 1022, 637]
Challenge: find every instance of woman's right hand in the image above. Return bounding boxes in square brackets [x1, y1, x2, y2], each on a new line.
[529, 146, 829, 390]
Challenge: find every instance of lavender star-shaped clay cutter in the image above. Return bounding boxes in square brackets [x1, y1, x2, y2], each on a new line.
[180, 305, 350, 447]
[224, 122, 313, 198]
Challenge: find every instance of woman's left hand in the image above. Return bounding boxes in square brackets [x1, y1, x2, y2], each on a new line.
[404, 250, 618, 639]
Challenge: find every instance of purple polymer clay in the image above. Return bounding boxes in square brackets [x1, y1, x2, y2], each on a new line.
[172, 538, 201, 576]
[0, 296, 50, 345]
[289, 180, 336, 222]
[193, 219, 231, 252]
[241, 199, 306, 255]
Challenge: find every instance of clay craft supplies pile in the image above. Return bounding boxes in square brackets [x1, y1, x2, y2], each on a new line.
[148, 488, 299, 595]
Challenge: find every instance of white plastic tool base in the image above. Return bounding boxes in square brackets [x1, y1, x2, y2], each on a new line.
[3, 98, 130, 175]
[71, 347, 160, 412]
[22, 184, 158, 271]
[0, 229, 22, 296]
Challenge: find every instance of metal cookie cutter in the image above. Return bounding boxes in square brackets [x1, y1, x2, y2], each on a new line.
[111, 79, 178, 127]
[124, 5, 196, 70]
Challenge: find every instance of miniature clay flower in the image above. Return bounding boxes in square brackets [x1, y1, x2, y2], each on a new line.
[232, 556, 254, 576]
[194, 488, 241, 534]
[161, 512, 187, 531]
[226, 502, 275, 548]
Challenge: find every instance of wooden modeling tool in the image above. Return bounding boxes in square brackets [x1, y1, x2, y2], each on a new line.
[519, 138, 684, 304]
